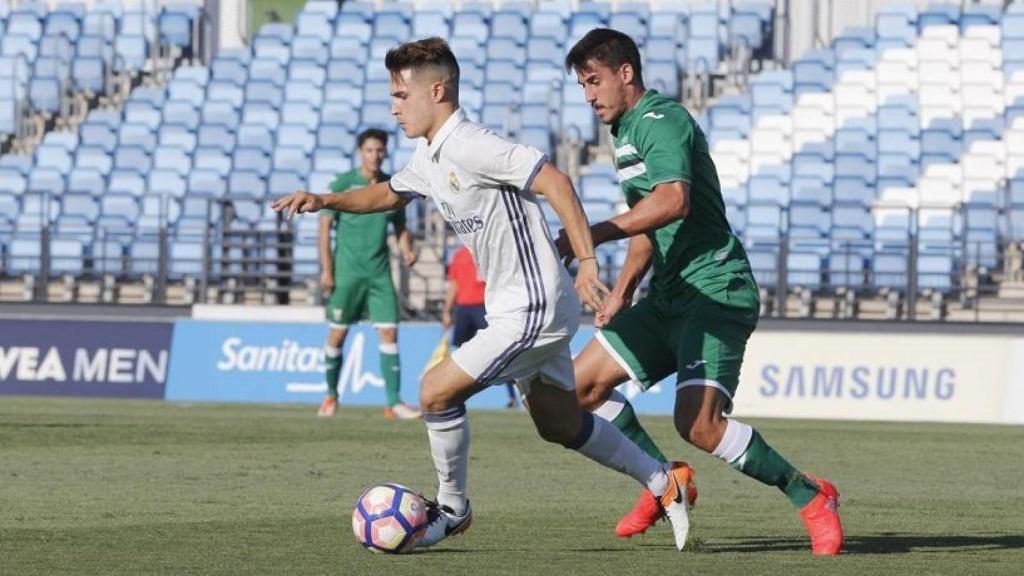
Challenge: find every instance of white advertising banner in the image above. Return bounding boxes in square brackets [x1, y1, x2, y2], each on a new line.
[733, 331, 1023, 425]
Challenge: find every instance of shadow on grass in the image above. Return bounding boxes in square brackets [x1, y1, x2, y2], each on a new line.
[694, 533, 1024, 554]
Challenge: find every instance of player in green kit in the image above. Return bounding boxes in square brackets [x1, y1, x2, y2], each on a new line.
[559, 29, 844, 555]
[317, 128, 421, 420]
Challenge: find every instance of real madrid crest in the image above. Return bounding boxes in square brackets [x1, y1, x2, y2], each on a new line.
[448, 171, 461, 194]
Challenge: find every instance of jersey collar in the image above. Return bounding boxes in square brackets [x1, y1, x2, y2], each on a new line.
[613, 89, 657, 136]
[428, 108, 467, 159]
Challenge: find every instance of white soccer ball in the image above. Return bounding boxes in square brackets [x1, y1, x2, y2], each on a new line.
[352, 483, 428, 554]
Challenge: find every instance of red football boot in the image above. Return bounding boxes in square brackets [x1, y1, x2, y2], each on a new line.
[799, 477, 844, 555]
[615, 470, 698, 538]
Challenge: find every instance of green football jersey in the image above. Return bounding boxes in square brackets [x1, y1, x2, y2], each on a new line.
[321, 169, 405, 278]
[611, 90, 754, 306]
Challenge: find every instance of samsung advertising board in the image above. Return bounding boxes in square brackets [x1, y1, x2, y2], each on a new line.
[165, 318, 1024, 424]
[0, 319, 173, 399]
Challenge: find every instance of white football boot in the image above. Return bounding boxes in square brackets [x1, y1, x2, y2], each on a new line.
[415, 499, 473, 548]
[658, 461, 697, 550]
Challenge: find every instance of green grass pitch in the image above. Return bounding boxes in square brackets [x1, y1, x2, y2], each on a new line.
[1, 397, 1022, 575]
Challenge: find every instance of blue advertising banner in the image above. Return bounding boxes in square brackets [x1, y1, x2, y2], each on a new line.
[163, 320, 674, 412]
[0, 319, 173, 399]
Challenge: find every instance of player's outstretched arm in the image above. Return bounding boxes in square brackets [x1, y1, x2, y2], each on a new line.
[318, 215, 335, 294]
[595, 181, 690, 245]
[531, 162, 610, 311]
[554, 181, 689, 260]
[395, 225, 417, 267]
[596, 234, 653, 328]
[272, 181, 405, 220]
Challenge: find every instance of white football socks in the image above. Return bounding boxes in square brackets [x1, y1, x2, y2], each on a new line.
[573, 413, 668, 497]
[711, 419, 753, 464]
[424, 405, 470, 516]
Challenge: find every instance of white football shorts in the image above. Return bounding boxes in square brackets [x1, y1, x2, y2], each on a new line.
[449, 318, 576, 392]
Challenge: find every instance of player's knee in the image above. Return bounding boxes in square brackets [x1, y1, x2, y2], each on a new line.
[378, 328, 397, 343]
[676, 416, 723, 453]
[419, 374, 450, 414]
[575, 380, 607, 412]
[535, 418, 574, 446]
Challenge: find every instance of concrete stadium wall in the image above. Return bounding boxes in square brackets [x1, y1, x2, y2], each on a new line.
[1, 304, 1022, 425]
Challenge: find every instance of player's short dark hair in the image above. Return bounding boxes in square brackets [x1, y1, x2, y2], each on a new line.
[357, 128, 388, 149]
[385, 37, 460, 92]
[564, 28, 644, 86]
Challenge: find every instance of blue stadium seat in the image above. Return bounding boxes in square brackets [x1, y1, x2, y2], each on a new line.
[159, 124, 197, 152]
[335, 13, 371, 44]
[227, 170, 267, 200]
[98, 194, 141, 228]
[876, 3, 917, 48]
[0, 168, 27, 195]
[278, 124, 316, 154]
[268, 170, 305, 197]
[154, 147, 191, 175]
[28, 167, 66, 197]
[188, 169, 227, 198]
[273, 147, 311, 174]
[786, 252, 823, 290]
[114, 146, 152, 174]
[72, 57, 105, 95]
[232, 147, 271, 178]
[118, 123, 156, 152]
[296, 12, 333, 40]
[108, 170, 145, 197]
[35, 144, 73, 175]
[530, 11, 567, 40]
[249, 58, 287, 86]
[561, 104, 596, 142]
[242, 104, 280, 129]
[67, 168, 105, 196]
[317, 124, 356, 150]
[148, 170, 187, 198]
[114, 35, 148, 72]
[75, 146, 113, 175]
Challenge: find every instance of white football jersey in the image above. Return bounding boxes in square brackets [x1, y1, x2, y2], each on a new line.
[390, 109, 581, 334]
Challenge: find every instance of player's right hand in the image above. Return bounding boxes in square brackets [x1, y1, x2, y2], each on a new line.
[441, 309, 453, 330]
[320, 270, 335, 294]
[575, 258, 610, 313]
[271, 191, 324, 220]
[595, 293, 628, 328]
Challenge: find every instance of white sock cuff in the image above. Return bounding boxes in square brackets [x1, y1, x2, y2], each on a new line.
[711, 420, 753, 463]
[324, 345, 342, 358]
[379, 343, 399, 354]
[592, 389, 628, 421]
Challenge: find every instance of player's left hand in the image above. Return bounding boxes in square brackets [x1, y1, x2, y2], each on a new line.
[553, 228, 575, 265]
[575, 258, 610, 312]
[271, 191, 324, 220]
[595, 293, 628, 328]
[403, 250, 418, 267]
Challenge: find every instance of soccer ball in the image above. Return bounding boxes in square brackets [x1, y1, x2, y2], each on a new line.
[352, 483, 428, 554]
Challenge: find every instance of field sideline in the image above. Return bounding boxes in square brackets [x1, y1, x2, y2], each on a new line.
[1, 397, 1022, 575]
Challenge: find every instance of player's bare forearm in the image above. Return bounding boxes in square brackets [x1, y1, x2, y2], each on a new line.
[531, 163, 596, 261]
[323, 181, 406, 214]
[612, 234, 653, 301]
[397, 228, 413, 257]
[272, 181, 405, 219]
[592, 181, 690, 246]
[444, 281, 457, 315]
[318, 216, 333, 273]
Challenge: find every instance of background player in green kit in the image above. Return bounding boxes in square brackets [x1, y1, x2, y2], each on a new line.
[317, 128, 421, 420]
[559, 29, 844, 555]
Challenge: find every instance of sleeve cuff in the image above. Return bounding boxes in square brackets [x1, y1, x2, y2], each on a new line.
[389, 182, 426, 201]
[522, 154, 548, 192]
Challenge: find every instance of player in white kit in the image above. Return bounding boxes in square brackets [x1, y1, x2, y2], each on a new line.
[272, 38, 696, 550]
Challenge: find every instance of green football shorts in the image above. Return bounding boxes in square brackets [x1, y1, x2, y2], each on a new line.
[596, 273, 759, 406]
[325, 273, 400, 328]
